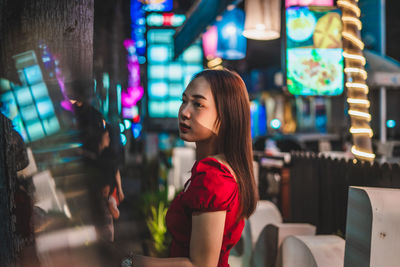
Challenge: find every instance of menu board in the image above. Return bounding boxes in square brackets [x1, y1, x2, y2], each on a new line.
[286, 6, 344, 96]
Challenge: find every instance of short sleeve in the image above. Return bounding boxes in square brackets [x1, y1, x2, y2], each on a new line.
[181, 158, 238, 212]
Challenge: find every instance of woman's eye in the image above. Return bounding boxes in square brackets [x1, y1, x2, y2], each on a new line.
[194, 102, 203, 108]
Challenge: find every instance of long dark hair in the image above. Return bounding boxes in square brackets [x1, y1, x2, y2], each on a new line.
[193, 69, 258, 219]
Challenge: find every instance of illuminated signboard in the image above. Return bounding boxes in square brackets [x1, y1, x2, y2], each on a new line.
[141, 0, 173, 12]
[285, 0, 333, 8]
[147, 27, 203, 119]
[0, 51, 60, 142]
[286, 6, 344, 96]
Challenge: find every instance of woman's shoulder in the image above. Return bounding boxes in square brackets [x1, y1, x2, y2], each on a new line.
[183, 157, 239, 212]
[192, 155, 237, 181]
[192, 156, 236, 183]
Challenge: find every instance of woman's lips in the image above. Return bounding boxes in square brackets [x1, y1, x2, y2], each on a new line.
[179, 123, 190, 133]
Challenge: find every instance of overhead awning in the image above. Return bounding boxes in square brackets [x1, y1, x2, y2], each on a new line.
[365, 49, 400, 87]
[173, 0, 238, 59]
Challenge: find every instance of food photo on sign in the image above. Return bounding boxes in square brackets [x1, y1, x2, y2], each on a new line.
[286, 6, 344, 96]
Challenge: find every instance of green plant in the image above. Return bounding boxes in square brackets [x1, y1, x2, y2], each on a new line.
[139, 190, 168, 217]
[146, 201, 168, 254]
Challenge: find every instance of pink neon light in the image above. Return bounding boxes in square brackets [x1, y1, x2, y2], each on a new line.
[202, 26, 218, 59]
[61, 100, 73, 111]
[122, 86, 144, 107]
[123, 39, 135, 48]
[123, 39, 143, 108]
[53, 55, 75, 112]
[285, 0, 333, 7]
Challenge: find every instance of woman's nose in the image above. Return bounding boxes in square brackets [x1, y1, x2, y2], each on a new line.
[179, 104, 190, 120]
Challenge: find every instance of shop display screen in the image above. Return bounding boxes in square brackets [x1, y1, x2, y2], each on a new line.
[286, 6, 344, 96]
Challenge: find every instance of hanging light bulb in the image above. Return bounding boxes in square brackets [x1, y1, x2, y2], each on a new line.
[243, 0, 281, 40]
[216, 8, 247, 60]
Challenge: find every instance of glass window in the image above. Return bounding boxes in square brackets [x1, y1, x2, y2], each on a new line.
[149, 65, 167, 79]
[149, 81, 168, 99]
[182, 45, 203, 62]
[148, 29, 174, 44]
[42, 116, 60, 135]
[15, 87, 33, 106]
[146, 13, 163, 27]
[168, 64, 182, 81]
[168, 100, 181, 117]
[185, 65, 203, 77]
[21, 105, 39, 121]
[31, 82, 48, 99]
[25, 121, 45, 141]
[148, 45, 169, 62]
[23, 65, 43, 85]
[36, 99, 55, 117]
[169, 83, 183, 97]
[149, 101, 166, 117]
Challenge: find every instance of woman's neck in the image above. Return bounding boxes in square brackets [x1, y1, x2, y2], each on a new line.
[195, 137, 219, 160]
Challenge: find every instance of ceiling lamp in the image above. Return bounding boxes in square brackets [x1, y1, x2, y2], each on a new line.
[216, 8, 247, 60]
[243, 0, 281, 40]
[202, 25, 218, 60]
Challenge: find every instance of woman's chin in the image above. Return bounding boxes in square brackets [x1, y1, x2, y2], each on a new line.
[179, 133, 193, 142]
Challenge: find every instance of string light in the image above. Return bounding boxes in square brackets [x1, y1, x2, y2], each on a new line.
[337, 1, 361, 17]
[344, 67, 367, 79]
[350, 127, 373, 137]
[351, 146, 376, 159]
[348, 110, 372, 121]
[207, 57, 222, 67]
[207, 57, 223, 69]
[342, 51, 366, 65]
[345, 82, 369, 93]
[341, 16, 362, 30]
[347, 98, 370, 107]
[342, 32, 365, 49]
[341, 0, 375, 161]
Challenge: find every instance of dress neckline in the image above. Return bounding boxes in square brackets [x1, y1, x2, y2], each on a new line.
[199, 157, 237, 182]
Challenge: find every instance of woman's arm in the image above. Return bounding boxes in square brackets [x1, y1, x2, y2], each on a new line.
[132, 210, 227, 267]
[115, 169, 125, 201]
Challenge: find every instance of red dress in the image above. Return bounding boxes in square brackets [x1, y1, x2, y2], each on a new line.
[166, 157, 244, 267]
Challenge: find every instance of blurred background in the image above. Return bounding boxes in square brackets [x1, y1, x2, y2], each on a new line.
[1, 0, 400, 266]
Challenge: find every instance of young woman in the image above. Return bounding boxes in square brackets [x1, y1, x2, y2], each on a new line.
[128, 69, 258, 267]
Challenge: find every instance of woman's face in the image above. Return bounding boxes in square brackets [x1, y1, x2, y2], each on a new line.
[178, 77, 219, 142]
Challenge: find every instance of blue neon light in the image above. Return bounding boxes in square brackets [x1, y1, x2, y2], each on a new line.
[124, 119, 132, 130]
[271, 119, 281, 129]
[132, 123, 142, 139]
[387, 120, 396, 128]
[119, 122, 125, 133]
[120, 133, 127, 146]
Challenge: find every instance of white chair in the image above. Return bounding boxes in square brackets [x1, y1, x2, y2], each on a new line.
[32, 170, 71, 218]
[277, 235, 345, 267]
[17, 147, 38, 178]
[252, 223, 316, 267]
[228, 219, 253, 267]
[253, 160, 259, 187]
[344, 186, 400, 267]
[167, 146, 196, 200]
[248, 200, 283, 248]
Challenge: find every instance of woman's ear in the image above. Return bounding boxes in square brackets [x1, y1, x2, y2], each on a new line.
[213, 119, 221, 135]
